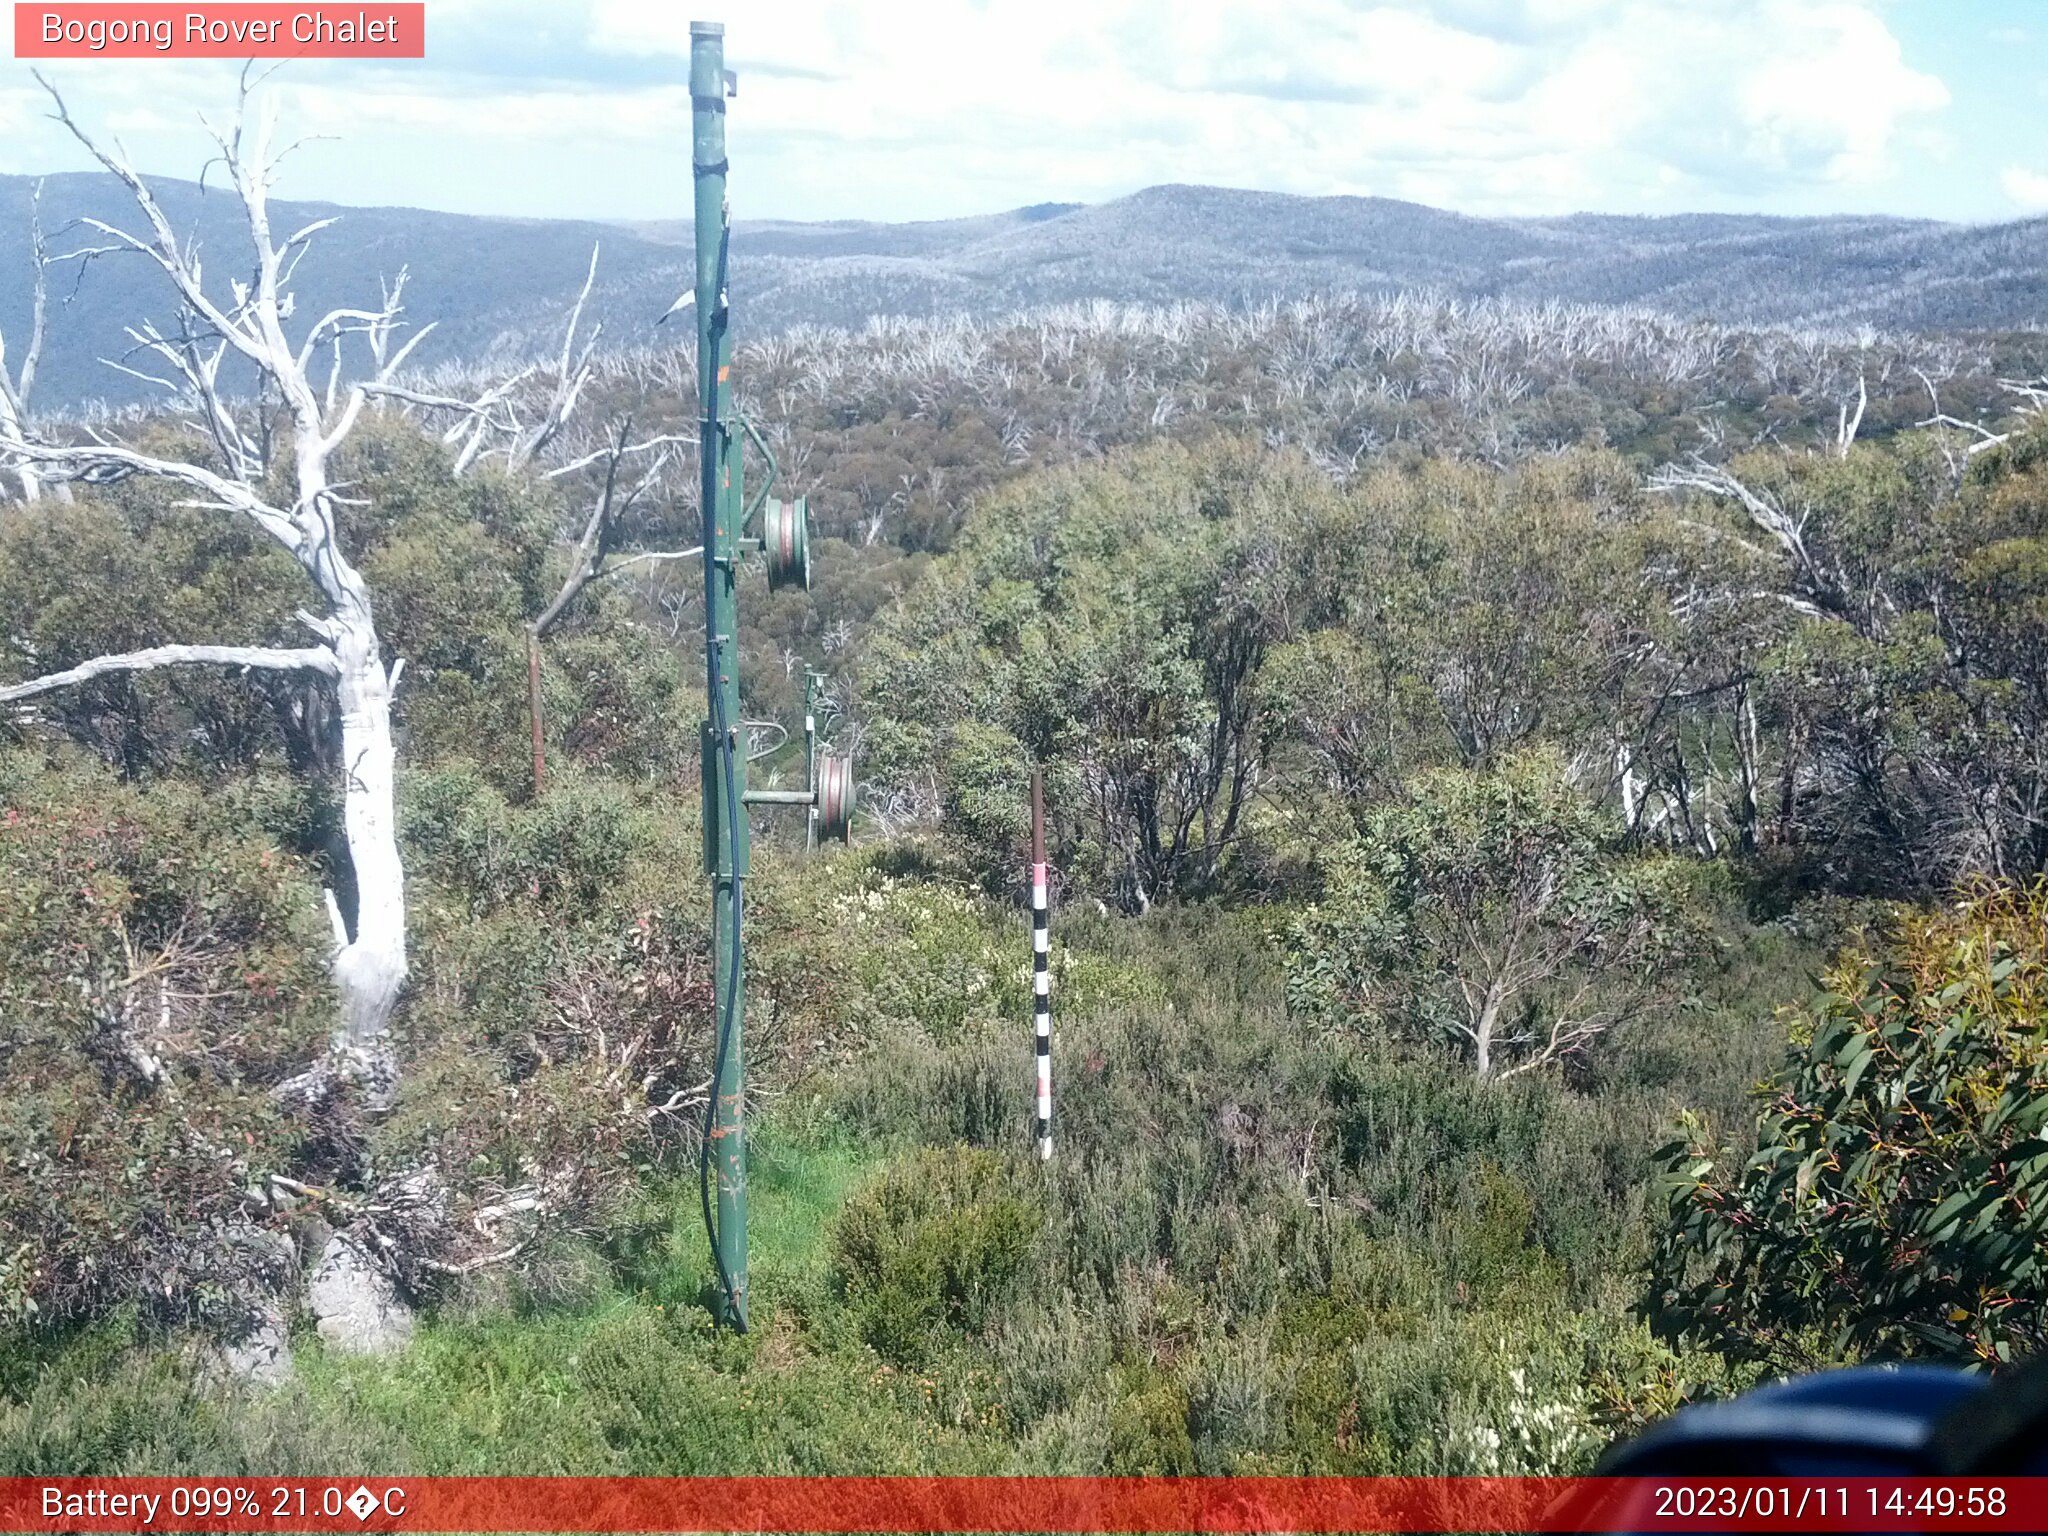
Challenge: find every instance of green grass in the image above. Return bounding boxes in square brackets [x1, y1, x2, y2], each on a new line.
[271, 1110, 931, 1475]
[610, 1108, 877, 1316]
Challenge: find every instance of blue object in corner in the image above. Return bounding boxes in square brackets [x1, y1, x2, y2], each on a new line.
[1598, 1364, 1988, 1477]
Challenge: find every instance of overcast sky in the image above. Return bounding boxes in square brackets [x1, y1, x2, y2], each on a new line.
[4, 0, 2045, 225]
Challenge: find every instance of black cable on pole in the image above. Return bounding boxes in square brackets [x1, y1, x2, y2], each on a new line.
[699, 633, 747, 1333]
[692, 135, 749, 1335]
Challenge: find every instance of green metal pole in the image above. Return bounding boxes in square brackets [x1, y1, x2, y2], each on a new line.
[692, 18, 747, 1331]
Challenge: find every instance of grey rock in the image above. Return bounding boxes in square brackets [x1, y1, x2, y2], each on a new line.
[308, 1233, 414, 1356]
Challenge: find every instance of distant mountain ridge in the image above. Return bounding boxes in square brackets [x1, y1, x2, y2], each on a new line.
[2, 175, 2042, 410]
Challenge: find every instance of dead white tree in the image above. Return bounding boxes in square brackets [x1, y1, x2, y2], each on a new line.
[363, 242, 604, 476]
[1909, 368, 2048, 466]
[1834, 371, 1866, 458]
[0, 74, 433, 1105]
[0, 180, 55, 501]
[1648, 454, 1849, 622]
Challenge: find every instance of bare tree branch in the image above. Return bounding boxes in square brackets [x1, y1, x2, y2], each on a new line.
[1649, 455, 1846, 617]
[530, 422, 690, 641]
[542, 431, 693, 479]
[0, 643, 337, 703]
[510, 241, 604, 472]
[357, 243, 607, 477]
[521, 415, 693, 794]
[589, 544, 704, 583]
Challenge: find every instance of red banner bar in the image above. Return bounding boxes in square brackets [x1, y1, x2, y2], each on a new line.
[13, 5, 424, 58]
[3, 1477, 2045, 1532]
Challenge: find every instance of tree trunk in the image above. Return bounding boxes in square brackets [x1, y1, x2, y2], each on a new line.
[1616, 742, 1643, 835]
[527, 627, 546, 797]
[330, 610, 407, 1109]
[1735, 687, 1762, 855]
[0, 389, 39, 502]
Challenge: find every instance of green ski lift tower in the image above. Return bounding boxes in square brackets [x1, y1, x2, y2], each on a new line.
[690, 19, 854, 1332]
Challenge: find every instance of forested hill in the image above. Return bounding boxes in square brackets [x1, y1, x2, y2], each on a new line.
[4, 172, 2046, 410]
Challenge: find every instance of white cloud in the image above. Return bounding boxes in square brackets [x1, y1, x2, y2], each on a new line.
[1, 0, 1957, 221]
[0, 88, 36, 172]
[284, 79, 688, 145]
[1131, 5, 1530, 105]
[1734, 3, 1949, 183]
[580, 0, 1951, 217]
[2001, 164, 2048, 211]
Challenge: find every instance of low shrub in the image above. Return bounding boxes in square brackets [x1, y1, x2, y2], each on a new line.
[0, 749, 330, 1336]
[830, 1147, 1043, 1363]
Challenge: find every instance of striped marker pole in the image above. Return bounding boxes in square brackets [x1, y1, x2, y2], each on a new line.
[804, 670, 818, 853]
[1030, 768, 1052, 1161]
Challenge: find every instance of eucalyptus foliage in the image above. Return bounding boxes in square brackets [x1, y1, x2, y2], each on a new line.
[1652, 882, 2048, 1367]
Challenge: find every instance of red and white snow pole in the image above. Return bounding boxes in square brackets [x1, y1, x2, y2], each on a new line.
[1030, 767, 1052, 1162]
